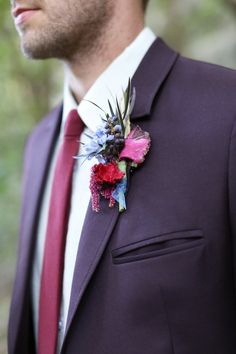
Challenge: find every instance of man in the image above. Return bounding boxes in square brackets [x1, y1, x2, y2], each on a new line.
[8, 0, 236, 353]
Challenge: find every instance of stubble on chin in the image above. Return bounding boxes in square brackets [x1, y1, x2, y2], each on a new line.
[19, 0, 114, 61]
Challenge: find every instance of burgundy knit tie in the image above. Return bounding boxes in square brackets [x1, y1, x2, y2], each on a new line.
[38, 109, 83, 354]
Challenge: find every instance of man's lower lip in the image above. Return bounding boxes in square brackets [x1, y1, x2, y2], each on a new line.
[15, 10, 39, 26]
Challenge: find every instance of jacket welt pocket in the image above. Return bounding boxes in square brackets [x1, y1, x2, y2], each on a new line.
[112, 229, 204, 264]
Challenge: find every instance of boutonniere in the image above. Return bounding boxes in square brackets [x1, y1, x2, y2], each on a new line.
[78, 80, 151, 212]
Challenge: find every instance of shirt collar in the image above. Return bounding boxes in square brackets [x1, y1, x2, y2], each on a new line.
[62, 27, 156, 133]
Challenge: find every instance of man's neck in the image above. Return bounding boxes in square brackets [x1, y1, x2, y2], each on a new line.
[63, 9, 144, 102]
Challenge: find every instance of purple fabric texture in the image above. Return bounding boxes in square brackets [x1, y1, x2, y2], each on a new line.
[8, 38, 236, 354]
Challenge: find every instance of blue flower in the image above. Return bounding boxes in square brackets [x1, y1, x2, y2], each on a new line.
[83, 125, 114, 160]
[112, 178, 127, 211]
[84, 139, 101, 159]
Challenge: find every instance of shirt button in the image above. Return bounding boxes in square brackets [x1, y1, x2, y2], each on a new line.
[58, 319, 63, 332]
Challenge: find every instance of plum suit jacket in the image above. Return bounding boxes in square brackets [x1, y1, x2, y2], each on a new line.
[8, 38, 236, 354]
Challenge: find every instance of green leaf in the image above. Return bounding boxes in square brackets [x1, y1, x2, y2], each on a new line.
[123, 78, 131, 119]
[116, 98, 125, 134]
[108, 99, 115, 117]
[82, 98, 107, 115]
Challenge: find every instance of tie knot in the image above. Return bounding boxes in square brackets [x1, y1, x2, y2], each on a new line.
[64, 109, 83, 138]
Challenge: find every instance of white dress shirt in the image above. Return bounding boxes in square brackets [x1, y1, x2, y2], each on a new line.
[31, 27, 156, 352]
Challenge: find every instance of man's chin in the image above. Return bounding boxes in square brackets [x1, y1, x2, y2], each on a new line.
[21, 41, 54, 60]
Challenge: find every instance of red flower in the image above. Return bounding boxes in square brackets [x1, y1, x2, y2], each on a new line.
[92, 161, 125, 185]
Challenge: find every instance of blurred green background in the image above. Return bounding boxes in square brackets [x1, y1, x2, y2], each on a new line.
[1, 0, 236, 352]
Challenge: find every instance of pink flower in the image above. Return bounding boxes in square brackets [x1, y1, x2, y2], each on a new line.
[120, 126, 151, 164]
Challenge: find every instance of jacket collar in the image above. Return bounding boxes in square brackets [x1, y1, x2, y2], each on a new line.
[132, 37, 179, 118]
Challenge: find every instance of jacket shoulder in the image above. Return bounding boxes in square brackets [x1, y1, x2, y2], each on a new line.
[165, 54, 236, 122]
[25, 103, 62, 150]
[174, 54, 236, 91]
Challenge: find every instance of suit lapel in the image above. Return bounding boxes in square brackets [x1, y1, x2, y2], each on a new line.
[63, 38, 179, 346]
[9, 104, 62, 353]
[132, 37, 179, 118]
[64, 199, 119, 337]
